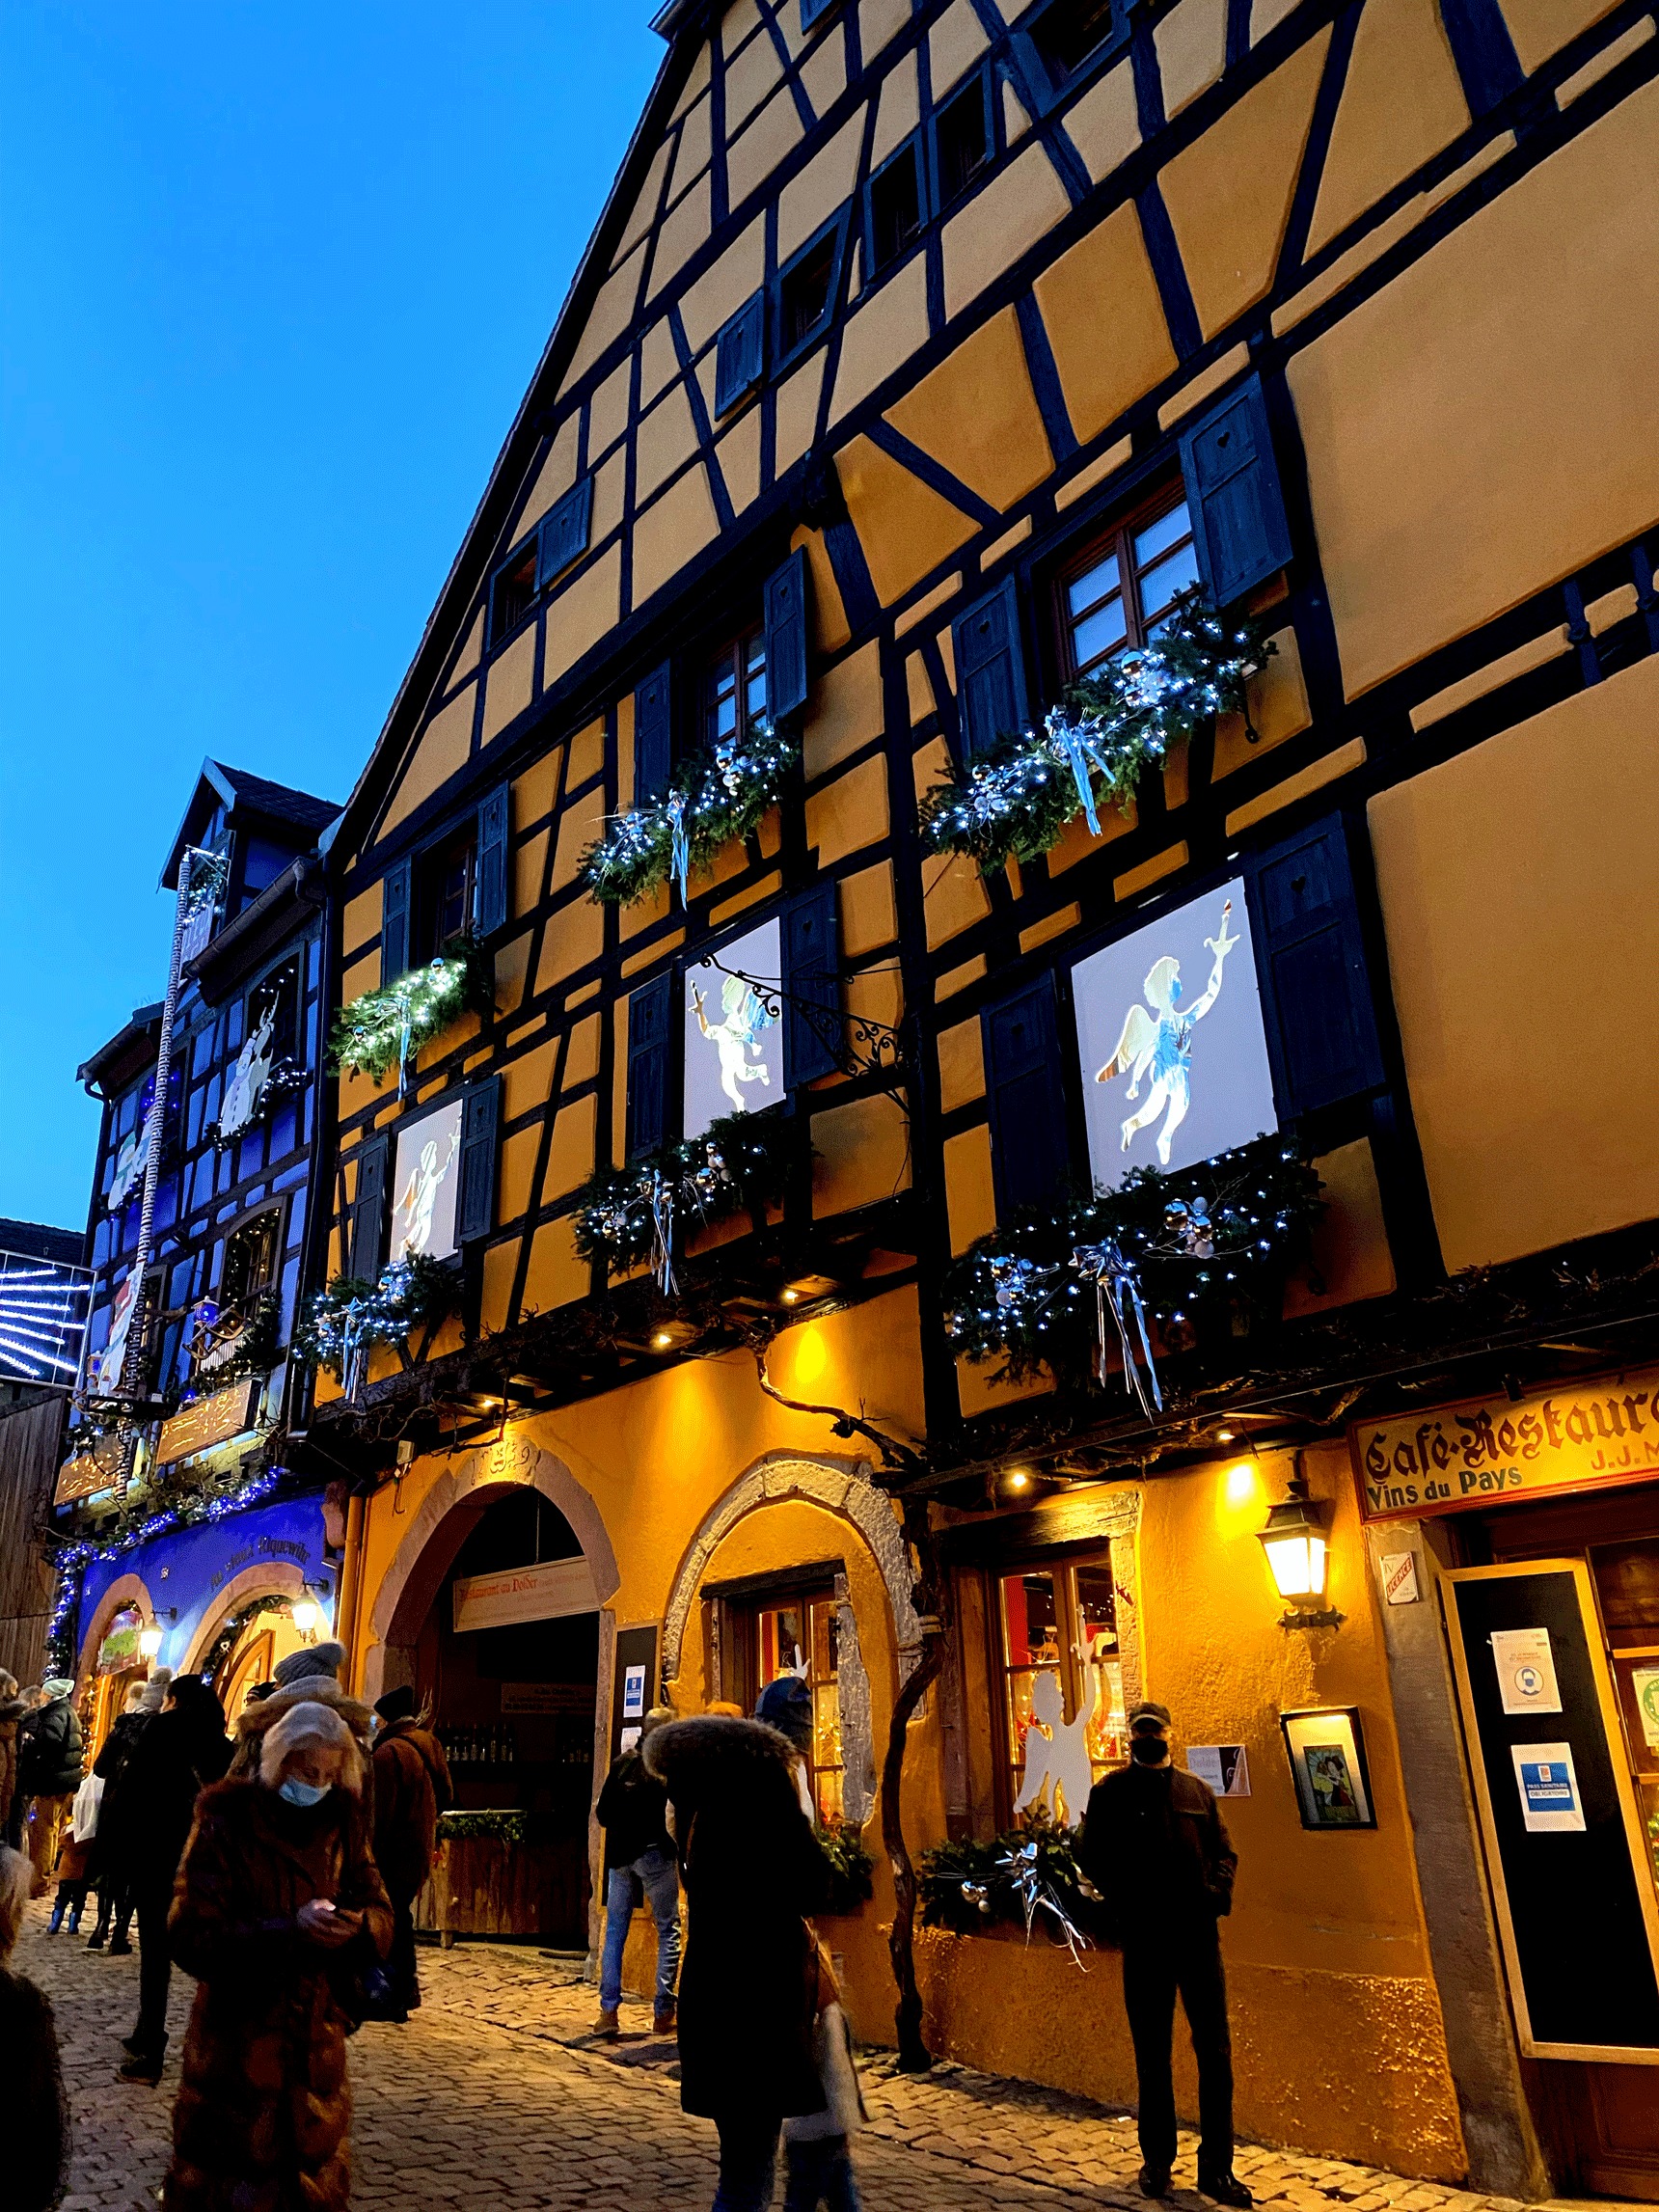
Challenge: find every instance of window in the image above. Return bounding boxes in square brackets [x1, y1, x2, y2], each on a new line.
[800, 0, 837, 26]
[488, 536, 538, 646]
[715, 293, 766, 416]
[706, 628, 768, 747]
[220, 1211, 279, 1308]
[998, 1556, 1126, 1823]
[1058, 496, 1199, 679]
[867, 139, 924, 277]
[756, 1590, 845, 1821]
[775, 219, 843, 364]
[934, 69, 993, 208]
[419, 828, 477, 959]
[1028, 0, 1129, 82]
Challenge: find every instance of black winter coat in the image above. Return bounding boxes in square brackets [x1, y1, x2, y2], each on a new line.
[91, 1709, 150, 1878]
[18, 1696, 83, 1798]
[595, 1748, 671, 1874]
[1076, 1760, 1237, 1945]
[1, 1967, 68, 2211]
[645, 1716, 831, 2122]
[119, 1695, 231, 1894]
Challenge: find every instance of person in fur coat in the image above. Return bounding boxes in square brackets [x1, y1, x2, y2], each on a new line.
[0, 1669, 28, 1847]
[164, 1699, 394, 2212]
[227, 1644, 376, 1786]
[1, 1843, 69, 2211]
[644, 1713, 834, 2212]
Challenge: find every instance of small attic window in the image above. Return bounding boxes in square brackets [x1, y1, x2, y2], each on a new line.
[1027, 0, 1129, 83]
[867, 138, 924, 277]
[934, 69, 993, 208]
[488, 536, 539, 647]
[775, 217, 844, 367]
[538, 478, 593, 586]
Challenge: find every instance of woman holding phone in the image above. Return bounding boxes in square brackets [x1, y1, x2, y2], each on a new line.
[163, 1698, 393, 2211]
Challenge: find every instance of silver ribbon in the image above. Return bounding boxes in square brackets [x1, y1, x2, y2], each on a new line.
[1071, 1239, 1162, 1418]
[648, 1171, 677, 1296]
[667, 793, 691, 906]
[995, 1839, 1093, 1971]
[1044, 707, 1113, 837]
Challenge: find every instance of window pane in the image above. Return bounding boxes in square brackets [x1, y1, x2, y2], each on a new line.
[1067, 551, 1120, 620]
[1136, 541, 1200, 625]
[1084, 1655, 1128, 1775]
[1005, 1666, 1046, 1777]
[759, 1603, 808, 1682]
[1133, 502, 1191, 569]
[1074, 1565, 1117, 1656]
[1000, 1571, 1059, 1668]
[744, 632, 768, 723]
[1072, 599, 1129, 669]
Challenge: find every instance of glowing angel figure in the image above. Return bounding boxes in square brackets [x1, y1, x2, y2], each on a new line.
[1013, 1670, 1098, 1830]
[217, 1002, 276, 1143]
[690, 974, 776, 1112]
[392, 1126, 460, 1259]
[1096, 898, 1239, 1164]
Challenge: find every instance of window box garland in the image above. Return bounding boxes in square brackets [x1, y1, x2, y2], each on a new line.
[818, 1822, 876, 1917]
[581, 718, 799, 909]
[294, 1254, 461, 1398]
[572, 1110, 801, 1292]
[920, 1810, 1097, 1965]
[918, 593, 1274, 875]
[944, 1136, 1322, 1402]
[328, 935, 496, 1092]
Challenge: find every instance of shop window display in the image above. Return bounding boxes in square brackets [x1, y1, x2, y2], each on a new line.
[998, 1557, 1126, 1825]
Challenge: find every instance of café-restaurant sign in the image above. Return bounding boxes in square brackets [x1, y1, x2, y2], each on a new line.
[155, 1379, 258, 1470]
[1352, 1367, 1659, 1523]
[55, 1435, 122, 1506]
[452, 1556, 599, 1634]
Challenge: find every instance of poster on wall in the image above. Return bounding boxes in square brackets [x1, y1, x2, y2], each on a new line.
[1072, 881, 1276, 1191]
[1187, 1745, 1252, 1797]
[1631, 1666, 1659, 1756]
[390, 1099, 464, 1264]
[1511, 1742, 1587, 1833]
[683, 917, 783, 1139]
[1281, 1707, 1375, 1830]
[1491, 1626, 1564, 1716]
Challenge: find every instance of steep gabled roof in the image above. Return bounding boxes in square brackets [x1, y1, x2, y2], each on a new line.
[161, 759, 340, 888]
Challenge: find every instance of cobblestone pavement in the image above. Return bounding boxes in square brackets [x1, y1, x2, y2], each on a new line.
[21, 1901, 1635, 2212]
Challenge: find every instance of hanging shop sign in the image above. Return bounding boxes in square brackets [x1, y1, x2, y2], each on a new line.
[1351, 1366, 1659, 1523]
[154, 1379, 259, 1469]
[97, 1609, 144, 1675]
[451, 1555, 599, 1633]
[55, 1434, 122, 1506]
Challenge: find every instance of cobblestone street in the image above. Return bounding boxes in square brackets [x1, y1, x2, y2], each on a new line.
[23, 1901, 1635, 2212]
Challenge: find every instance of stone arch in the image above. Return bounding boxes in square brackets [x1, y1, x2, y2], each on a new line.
[363, 1434, 620, 1704]
[660, 1450, 920, 1694]
[74, 1571, 154, 1692]
[182, 1560, 308, 1674]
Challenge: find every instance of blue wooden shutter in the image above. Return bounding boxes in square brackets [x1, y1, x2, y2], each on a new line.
[801, 0, 836, 27]
[953, 579, 1027, 760]
[715, 293, 766, 417]
[783, 884, 840, 1087]
[380, 858, 412, 985]
[475, 783, 510, 937]
[538, 478, 593, 586]
[625, 971, 676, 1159]
[457, 1079, 501, 1243]
[1179, 375, 1292, 609]
[634, 662, 673, 805]
[1244, 813, 1385, 1118]
[764, 548, 811, 722]
[348, 1133, 389, 1281]
[982, 975, 1068, 1214]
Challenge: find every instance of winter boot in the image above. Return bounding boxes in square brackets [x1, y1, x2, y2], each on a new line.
[118, 2048, 164, 2087]
[107, 1928, 133, 1956]
[653, 2000, 677, 2034]
[68, 1902, 83, 1934]
[47, 1900, 64, 1934]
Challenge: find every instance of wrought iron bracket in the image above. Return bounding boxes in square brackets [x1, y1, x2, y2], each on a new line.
[706, 959, 909, 1094]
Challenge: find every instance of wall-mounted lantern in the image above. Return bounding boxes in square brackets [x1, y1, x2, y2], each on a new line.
[1257, 1468, 1344, 1629]
[138, 1623, 165, 1661]
[290, 1589, 321, 1638]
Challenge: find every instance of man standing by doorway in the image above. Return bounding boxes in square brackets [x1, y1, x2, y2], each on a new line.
[1078, 1701, 1251, 2208]
[592, 1706, 680, 2038]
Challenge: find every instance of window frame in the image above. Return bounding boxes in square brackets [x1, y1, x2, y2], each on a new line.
[864, 132, 927, 282]
[773, 209, 850, 376]
[1020, 0, 1133, 96]
[413, 822, 480, 964]
[703, 623, 770, 752]
[991, 1543, 1129, 1829]
[930, 62, 997, 215]
[487, 531, 540, 649]
[1050, 481, 1200, 687]
[708, 1565, 847, 1823]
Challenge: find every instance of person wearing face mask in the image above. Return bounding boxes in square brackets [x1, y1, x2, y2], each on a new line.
[1077, 1703, 1249, 2209]
[163, 1699, 393, 2212]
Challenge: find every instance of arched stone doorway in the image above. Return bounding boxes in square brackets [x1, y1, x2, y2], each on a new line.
[75, 1573, 157, 1762]
[184, 1560, 312, 1718]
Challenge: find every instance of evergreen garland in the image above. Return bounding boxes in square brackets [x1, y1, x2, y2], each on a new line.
[184, 1290, 281, 1398]
[571, 1110, 799, 1281]
[437, 1808, 529, 1844]
[293, 1254, 460, 1379]
[919, 1809, 1097, 1944]
[917, 592, 1274, 876]
[944, 1135, 1322, 1389]
[818, 1822, 876, 1916]
[580, 718, 800, 908]
[328, 936, 496, 1085]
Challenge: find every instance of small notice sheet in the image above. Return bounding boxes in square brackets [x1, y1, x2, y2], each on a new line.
[1491, 1626, 1563, 1716]
[1510, 1741, 1586, 1833]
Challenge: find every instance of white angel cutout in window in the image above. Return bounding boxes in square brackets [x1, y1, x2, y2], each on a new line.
[107, 1112, 150, 1215]
[690, 973, 777, 1113]
[1095, 898, 1238, 1165]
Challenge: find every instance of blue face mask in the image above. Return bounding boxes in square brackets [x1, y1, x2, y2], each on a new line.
[279, 1777, 330, 1808]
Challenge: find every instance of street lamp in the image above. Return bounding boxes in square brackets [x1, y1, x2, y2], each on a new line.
[1257, 1469, 1344, 1628]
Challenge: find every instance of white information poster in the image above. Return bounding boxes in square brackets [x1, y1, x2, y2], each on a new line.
[622, 1662, 647, 1721]
[1491, 1626, 1564, 1716]
[1187, 1745, 1251, 1797]
[1510, 1741, 1586, 1833]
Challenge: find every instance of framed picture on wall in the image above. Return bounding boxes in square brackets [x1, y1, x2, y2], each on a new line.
[1280, 1706, 1376, 1830]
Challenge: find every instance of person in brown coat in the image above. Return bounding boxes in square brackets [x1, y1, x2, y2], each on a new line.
[227, 1643, 376, 1784]
[164, 1698, 394, 2212]
[0, 1670, 26, 1847]
[367, 1685, 451, 2020]
[1, 1843, 69, 2212]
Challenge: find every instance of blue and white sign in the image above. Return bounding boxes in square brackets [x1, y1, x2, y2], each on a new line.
[1511, 1741, 1586, 1833]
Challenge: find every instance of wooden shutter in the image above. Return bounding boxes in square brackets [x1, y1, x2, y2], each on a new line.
[475, 783, 510, 937]
[348, 1133, 389, 1281]
[782, 884, 840, 1088]
[457, 1079, 501, 1243]
[982, 975, 1068, 1214]
[1179, 375, 1293, 609]
[764, 548, 811, 722]
[952, 579, 1027, 759]
[634, 662, 673, 805]
[625, 971, 676, 1159]
[800, 0, 836, 27]
[380, 858, 412, 986]
[1245, 814, 1385, 1118]
[715, 292, 766, 417]
[538, 478, 593, 586]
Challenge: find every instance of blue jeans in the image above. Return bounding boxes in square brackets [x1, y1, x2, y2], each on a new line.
[598, 1844, 682, 2012]
[784, 2135, 861, 2211]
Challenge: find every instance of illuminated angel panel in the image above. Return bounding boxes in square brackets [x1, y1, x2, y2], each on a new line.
[683, 915, 783, 1141]
[0, 1248, 92, 1387]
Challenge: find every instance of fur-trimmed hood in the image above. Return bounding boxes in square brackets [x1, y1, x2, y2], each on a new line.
[231, 1675, 375, 1769]
[0, 1697, 28, 1728]
[643, 1714, 799, 1813]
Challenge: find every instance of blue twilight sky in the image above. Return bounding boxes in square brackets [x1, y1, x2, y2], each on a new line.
[0, 5, 663, 1232]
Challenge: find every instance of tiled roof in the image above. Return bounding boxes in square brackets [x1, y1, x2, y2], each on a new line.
[211, 763, 340, 831]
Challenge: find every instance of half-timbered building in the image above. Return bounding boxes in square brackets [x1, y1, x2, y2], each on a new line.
[303, 0, 1659, 2194]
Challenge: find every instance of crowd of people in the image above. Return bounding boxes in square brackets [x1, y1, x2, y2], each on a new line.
[3, 1644, 1251, 2212]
